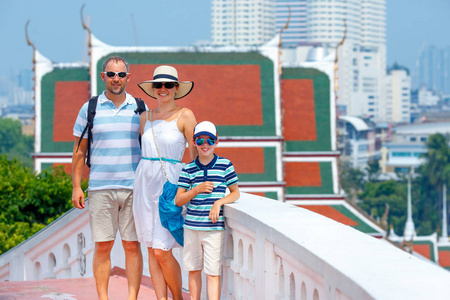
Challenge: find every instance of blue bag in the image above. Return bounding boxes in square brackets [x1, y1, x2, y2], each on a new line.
[150, 110, 185, 247]
[159, 180, 184, 246]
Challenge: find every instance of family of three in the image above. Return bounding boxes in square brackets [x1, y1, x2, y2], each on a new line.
[71, 56, 240, 300]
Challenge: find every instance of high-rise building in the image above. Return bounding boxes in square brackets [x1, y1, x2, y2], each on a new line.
[417, 45, 450, 96]
[211, 0, 275, 46]
[385, 65, 411, 123]
[275, 0, 307, 47]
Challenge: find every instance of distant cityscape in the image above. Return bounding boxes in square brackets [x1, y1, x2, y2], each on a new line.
[2, 0, 450, 171]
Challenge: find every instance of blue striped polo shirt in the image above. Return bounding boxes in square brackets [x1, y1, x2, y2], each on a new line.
[178, 154, 238, 231]
[73, 92, 145, 191]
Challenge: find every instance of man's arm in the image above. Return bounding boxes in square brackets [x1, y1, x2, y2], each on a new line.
[209, 184, 240, 223]
[72, 136, 87, 209]
[175, 181, 214, 207]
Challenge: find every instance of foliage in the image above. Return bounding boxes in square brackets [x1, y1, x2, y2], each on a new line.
[358, 180, 407, 234]
[0, 222, 46, 254]
[0, 117, 34, 168]
[339, 161, 365, 203]
[344, 133, 450, 237]
[366, 159, 381, 182]
[0, 156, 83, 254]
[421, 133, 450, 188]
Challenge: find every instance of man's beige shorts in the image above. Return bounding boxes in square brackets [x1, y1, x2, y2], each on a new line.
[183, 229, 225, 276]
[88, 189, 138, 242]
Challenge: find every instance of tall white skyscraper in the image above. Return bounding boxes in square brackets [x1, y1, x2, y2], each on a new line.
[211, 0, 275, 46]
[385, 66, 411, 123]
[275, 0, 307, 47]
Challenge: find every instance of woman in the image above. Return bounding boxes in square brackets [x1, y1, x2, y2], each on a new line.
[133, 65, 197, 299]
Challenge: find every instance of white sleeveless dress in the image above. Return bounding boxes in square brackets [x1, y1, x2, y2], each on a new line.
[133, 109, 186, 250]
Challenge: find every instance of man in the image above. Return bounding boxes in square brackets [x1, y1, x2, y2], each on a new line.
[72, 56, 144, 300]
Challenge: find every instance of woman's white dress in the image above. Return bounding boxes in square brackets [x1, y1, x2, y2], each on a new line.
[133, 110, 186, 250]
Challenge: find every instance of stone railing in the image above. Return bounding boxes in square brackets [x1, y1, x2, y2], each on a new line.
[220, 193, 450, 300]
[1, 193, 450, 299]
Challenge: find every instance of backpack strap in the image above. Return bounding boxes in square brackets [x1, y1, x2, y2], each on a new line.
[134, 97, 146, 115]
[76, 96, 145, 167]
[134, 97, 146, 148]
[76, 96, 98, 168]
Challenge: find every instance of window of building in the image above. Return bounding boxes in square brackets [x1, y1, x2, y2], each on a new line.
[392, 152, 411, 157]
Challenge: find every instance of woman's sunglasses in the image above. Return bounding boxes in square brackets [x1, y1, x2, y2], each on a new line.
[103, 71, 128, 78]
[152, 82, 178, 89]
[196, 138, 216, 146]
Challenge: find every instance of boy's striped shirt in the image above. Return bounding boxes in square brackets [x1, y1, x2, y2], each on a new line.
[178, 154, 238, 230]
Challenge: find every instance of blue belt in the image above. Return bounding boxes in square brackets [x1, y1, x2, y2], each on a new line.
[142, 157, 181, 164]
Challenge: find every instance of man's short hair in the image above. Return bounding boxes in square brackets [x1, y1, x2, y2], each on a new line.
[102, 56, 130, 72]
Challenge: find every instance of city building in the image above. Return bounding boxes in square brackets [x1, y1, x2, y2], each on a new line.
[418, 86, 441, 107]
[385, 64, 411, 123]
[275, 0, 307, 47]
[211, 0, 275, 46]
[417, 44, 450, 96]
[380, 122, 450, 174]
[337, 115, 379, 169]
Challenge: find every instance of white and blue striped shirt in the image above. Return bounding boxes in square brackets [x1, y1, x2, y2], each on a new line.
[73, 91, 144, 191]
[178, 154, 239, 231]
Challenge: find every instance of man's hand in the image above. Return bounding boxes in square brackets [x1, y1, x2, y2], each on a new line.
[72, 187, 85, 209]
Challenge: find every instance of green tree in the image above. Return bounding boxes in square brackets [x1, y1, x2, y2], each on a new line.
[420, 133, 450, 235]
[339, 161, 365, 203]
[0, 156, 84, 254]
[366, 159, 381, 182]
[0, 117, 34, 168]
[358, 180, 407, 234]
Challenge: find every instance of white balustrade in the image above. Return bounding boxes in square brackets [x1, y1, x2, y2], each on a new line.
[1, 193, 450, 300]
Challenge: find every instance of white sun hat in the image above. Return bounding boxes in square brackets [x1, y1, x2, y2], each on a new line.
[137, 65, 194, 100]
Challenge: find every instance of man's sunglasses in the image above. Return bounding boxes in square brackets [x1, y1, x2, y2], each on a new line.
[103, 71, 128, 78]
[152, 82, 178, 89]
[196, 138, 216, 146]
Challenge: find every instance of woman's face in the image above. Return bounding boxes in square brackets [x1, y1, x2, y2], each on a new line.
[152, 82, 179, 101]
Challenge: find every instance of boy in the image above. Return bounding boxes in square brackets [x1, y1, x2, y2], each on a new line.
[175, 121, 240, 300]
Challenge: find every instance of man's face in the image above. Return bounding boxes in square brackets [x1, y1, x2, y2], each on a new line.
[101, 60, 130, 96]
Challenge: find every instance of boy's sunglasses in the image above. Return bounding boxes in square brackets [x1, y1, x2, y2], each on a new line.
[152, 82, 178, 89]
[103, 71, 128, 78]
[196, 138, 216, 146]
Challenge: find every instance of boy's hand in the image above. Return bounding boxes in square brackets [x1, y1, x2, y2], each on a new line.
[195, 181, 214, 194]
[210, 201, 222, 223]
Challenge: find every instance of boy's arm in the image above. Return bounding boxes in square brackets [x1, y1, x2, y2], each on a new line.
[210, 184, 240, 223]
[175, 181, 215, 206]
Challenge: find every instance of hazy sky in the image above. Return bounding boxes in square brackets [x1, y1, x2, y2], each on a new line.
[1, 0, 450, 79]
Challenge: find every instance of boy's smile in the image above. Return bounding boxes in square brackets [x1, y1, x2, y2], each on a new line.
[194, 135, 217, 161]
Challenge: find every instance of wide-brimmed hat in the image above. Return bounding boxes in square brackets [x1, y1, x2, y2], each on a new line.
[138, 65, 194, 100]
